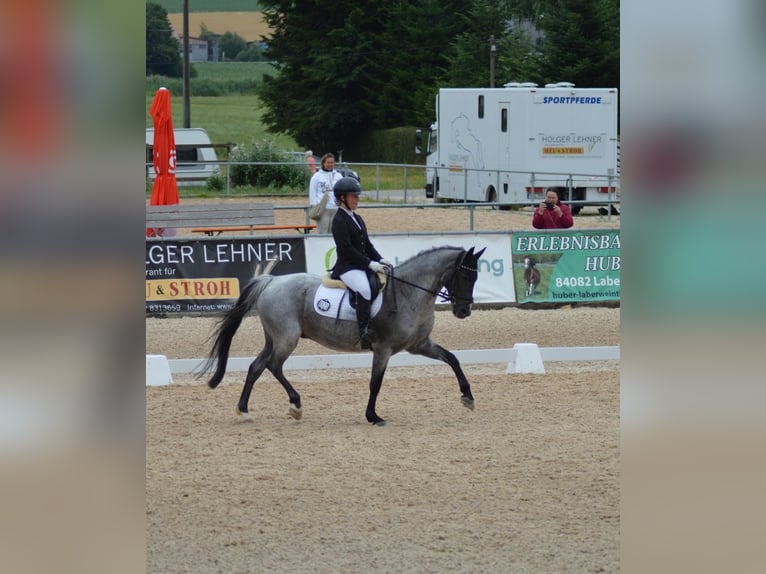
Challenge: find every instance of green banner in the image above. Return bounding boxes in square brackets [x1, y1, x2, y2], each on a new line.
[511, 230, 620, 303]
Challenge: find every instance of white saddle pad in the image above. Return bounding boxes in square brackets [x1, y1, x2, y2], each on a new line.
[313, 285, 384, 321]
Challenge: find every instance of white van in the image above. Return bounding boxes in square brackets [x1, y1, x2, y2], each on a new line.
[146, 127, 219, 184]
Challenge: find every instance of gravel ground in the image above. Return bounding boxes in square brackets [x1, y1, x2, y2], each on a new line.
[146, 201, 620, 574]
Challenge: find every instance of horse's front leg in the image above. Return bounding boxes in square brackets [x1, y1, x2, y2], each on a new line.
[366, 349, 392, 425]
[268, 364, 302, 420]
[409, 338, 474, 410]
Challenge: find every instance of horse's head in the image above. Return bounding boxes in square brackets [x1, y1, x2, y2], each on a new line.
[524, 256, 536, 269]
[446, 247, 486, 318]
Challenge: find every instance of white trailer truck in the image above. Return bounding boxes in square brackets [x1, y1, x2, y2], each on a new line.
[417, 82, 619, 213]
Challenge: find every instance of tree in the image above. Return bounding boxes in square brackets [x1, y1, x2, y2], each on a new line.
[440, 1, 518, 88]
[146, 2, 182, 77]
[236, 44, 266, 62]
[218, 31, 248, 61]
[536, 0, 618, 87]
[257, 0, 469, 155]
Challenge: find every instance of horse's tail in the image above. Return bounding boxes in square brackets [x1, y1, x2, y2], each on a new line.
[199, 275, 275, 389]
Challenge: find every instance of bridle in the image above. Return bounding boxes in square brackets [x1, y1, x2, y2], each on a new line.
[386, 252, 476, 307]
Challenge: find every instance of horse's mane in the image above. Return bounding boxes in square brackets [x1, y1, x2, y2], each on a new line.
[396, 245, 464, 272]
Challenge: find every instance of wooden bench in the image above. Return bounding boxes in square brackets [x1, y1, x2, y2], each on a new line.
[146, 202, 276, 236]
[191, 224, 316, 236]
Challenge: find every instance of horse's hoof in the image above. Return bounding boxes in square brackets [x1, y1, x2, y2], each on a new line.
[372, 419, 386, 427]
[288, 404, 302, 420]
[461, 396, 475, 410]
[237, 408, 253, 422]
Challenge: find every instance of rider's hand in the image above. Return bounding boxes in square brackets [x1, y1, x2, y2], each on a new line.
[380, 259, 393, 268]
[369, 261, 386, 273]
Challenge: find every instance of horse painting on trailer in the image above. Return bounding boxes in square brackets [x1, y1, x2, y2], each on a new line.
[200, 246, 485, 425]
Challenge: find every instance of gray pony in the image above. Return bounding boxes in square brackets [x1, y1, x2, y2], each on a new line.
[201, 245, 486, 425]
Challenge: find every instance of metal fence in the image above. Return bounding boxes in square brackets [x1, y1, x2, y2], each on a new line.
[147, 159, 621, 216]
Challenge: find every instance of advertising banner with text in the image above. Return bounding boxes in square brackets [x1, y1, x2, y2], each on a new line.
[511, 230, 620, 303]
[304, 234, 516, 304]
[145, 237, 305, 314]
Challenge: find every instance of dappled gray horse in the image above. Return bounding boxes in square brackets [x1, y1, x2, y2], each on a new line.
[201, 246, 485, 425]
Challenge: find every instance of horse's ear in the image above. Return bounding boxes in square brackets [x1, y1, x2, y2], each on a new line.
[473, 247, 486, 261]
[465, 246, 475, 258]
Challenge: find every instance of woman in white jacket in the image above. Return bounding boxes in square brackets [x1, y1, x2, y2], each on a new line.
[308, 153, 342, 233]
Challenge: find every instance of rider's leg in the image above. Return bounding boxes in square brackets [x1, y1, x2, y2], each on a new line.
[355, 295, 376, 348]
[339, 269, 375, 347]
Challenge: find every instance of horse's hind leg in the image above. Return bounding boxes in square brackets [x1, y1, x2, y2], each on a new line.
[237, 347, 271, 421]
[409, 339, 474, 411]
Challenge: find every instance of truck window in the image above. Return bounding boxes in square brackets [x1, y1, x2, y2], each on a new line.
[428, 129, 438, 153]
[501, 108, 508, 132]
[478, 95, 484, 119]
[176, 145, 199, 165]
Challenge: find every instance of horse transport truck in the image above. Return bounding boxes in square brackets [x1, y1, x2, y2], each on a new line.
[416, 82, 620, 213]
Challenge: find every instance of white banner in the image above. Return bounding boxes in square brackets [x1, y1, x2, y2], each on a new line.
[305, 234, 516, 304]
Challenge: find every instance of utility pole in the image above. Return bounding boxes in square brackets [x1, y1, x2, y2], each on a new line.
[489, 36, 497, 88]
[183, 0, 190, 127]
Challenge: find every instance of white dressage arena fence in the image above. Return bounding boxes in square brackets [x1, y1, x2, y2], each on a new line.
[146, 344, 619, 385]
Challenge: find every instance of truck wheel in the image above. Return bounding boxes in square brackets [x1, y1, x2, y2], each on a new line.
[487, 188, 498, 210]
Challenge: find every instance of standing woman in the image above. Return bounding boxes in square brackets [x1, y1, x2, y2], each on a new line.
[309, 153, 342, 233]
[330, 177, 392, 348]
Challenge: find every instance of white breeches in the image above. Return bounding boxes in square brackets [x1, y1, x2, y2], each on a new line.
[339, 269, 371, 300]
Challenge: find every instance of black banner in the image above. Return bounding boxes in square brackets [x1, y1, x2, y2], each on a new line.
[146, 237, 306, 314]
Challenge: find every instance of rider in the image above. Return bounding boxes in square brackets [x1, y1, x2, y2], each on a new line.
[329, 177, 392, 348]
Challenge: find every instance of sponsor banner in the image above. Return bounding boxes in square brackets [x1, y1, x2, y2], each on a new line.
[305, 234, 515, 304]
[511, 230, 620, 303]
[145, 237, 305, 313]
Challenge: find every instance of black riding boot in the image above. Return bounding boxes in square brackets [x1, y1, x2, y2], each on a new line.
[355, 296, 376, 349]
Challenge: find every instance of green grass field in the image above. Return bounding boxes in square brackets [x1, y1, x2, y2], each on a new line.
[146, 63, 295, 148]
[146, 62, 422, 194]
[146, 93, 297, 150]
[151, 0, 262, 13]
[190, 61, 274, 83]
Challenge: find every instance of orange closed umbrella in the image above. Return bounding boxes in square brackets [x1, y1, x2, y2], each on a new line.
[147, 87, 179, 237]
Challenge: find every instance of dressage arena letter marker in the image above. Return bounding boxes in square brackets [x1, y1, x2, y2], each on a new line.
[146, 355, 174, 386]
[505, 343, 545, 374]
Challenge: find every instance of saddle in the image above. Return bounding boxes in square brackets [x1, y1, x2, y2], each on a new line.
[321, 270, 387, 309]
[321, 270, 387, 290]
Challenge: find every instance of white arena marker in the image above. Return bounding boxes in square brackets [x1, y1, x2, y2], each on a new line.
[505, 343, 545, 374]
[146, 354, 174, 386]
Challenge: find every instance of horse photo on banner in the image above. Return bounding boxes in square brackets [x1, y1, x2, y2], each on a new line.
[147, 87, 179, 237]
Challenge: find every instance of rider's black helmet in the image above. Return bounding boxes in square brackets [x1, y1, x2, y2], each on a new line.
[333, 176, 362, 200]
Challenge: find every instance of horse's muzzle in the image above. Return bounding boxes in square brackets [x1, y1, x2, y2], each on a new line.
[453, 305, 472, 319]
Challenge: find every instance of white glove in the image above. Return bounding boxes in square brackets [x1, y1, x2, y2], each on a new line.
[380, 259, 393, 268]
[369, 261, 386, 273]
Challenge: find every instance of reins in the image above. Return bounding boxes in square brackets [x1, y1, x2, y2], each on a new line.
[385, 256, 475, 310]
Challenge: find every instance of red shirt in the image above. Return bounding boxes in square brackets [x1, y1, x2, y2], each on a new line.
[532, 202, 574, 229]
